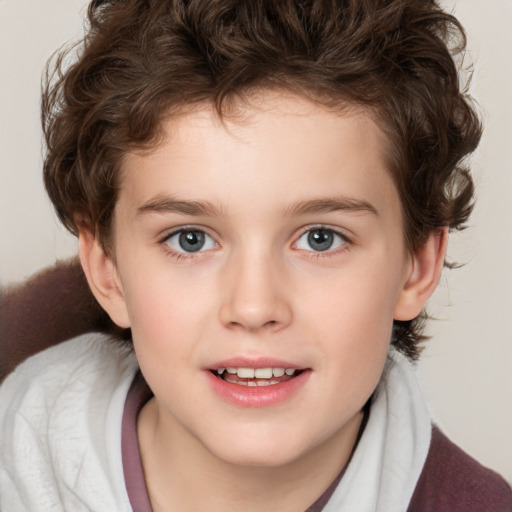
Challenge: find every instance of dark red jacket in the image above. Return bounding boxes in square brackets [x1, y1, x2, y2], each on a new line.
[408, 426, 512, 511]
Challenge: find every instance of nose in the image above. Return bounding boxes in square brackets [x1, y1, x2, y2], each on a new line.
[219, 250, 293, 333]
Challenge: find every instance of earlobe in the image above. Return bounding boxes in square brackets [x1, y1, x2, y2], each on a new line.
[394, 227, 448, 321]
[78, 229, 131, 328]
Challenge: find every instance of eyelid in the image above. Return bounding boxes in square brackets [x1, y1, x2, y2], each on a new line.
[158, 224, 216, 242]
[299, 223, 353, 241]
[159, 225, 219, 255]
[292, 225, 352, 253]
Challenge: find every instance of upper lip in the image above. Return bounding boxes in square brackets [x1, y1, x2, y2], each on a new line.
[205, 357, 306, 371]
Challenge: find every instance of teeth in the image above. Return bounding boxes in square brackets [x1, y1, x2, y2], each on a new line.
[216, 367, 298, 378]
[254, 368, 273, 379]
[237, 368, 255, 379]
[224, 378, 286, 387]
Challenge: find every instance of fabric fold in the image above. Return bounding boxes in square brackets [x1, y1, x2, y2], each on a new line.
[1, 337, 431, 511]
[323, 350, 432, 511]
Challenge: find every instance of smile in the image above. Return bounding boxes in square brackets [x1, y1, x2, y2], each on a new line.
[206, 364, 310, 407]
[214, 367, 301, 386]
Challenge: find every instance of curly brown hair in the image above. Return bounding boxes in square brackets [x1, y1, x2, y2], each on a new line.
[42, 0, 482, 359]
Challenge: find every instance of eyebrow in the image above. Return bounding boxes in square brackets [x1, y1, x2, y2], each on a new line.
[136, 194, 378, 219]
[284, 196, 379, 217]
[136, 196, 224, 217]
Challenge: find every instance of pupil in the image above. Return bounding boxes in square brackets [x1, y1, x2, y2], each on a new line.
[308, 230, 333, 251]
[179, 231, 205, 252]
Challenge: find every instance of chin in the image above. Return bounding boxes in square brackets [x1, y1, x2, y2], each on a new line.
[202, 427, 312, 469]
[216, 447, 303, 469]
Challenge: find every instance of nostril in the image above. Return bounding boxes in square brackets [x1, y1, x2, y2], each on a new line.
[219, 294, 293, 332]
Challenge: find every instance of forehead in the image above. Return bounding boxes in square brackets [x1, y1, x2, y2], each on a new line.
[117, 92, 400, 224]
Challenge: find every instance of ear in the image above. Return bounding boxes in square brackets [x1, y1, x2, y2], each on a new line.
[394, 227, 448, 321]
[78, 228, 131, 328]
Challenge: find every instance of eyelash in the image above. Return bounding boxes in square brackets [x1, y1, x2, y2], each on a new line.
[159, 226, 217, 262]
[293, 225, 352, 258]
[158, 225, 352, 261]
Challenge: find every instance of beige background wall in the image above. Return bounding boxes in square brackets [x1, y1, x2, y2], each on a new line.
[1, 0, 511, 483]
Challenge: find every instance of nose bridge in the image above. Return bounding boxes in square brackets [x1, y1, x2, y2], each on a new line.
[219, 243, 292, 332]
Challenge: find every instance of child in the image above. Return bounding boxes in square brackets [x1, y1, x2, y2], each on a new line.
[1, 0, 511, 510]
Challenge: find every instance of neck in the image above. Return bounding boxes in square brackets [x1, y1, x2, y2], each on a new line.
[137, 398, 363, 512]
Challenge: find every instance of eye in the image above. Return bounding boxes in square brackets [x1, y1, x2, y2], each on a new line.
[295, 228, 347, 252]
[163, 229, 217, 253]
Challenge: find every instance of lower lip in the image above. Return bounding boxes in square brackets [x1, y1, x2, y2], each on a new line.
[205, 370, 311, 408]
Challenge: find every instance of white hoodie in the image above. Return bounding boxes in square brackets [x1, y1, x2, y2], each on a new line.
[0, 334, 431, 512]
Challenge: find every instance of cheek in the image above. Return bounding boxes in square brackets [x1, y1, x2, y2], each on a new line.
[123, 277, 199, 397]
[296, 256, 402, 385]
[119, 260, 217, 356]
[299, 259, 401, 336]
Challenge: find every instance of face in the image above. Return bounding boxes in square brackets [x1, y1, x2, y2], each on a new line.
[107, 92, 414, 467]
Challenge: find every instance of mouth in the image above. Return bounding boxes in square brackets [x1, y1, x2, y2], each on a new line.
[205, 362, 311, 407]
[210, 366, 305, 387]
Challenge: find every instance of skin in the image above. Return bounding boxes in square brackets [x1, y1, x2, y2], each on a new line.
[80, 91, 447, 511]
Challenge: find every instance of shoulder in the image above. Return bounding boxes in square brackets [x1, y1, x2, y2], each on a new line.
[0, 334, 137, 511]
[408, 426, 512, 512]
[0, 333, 137, 419]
